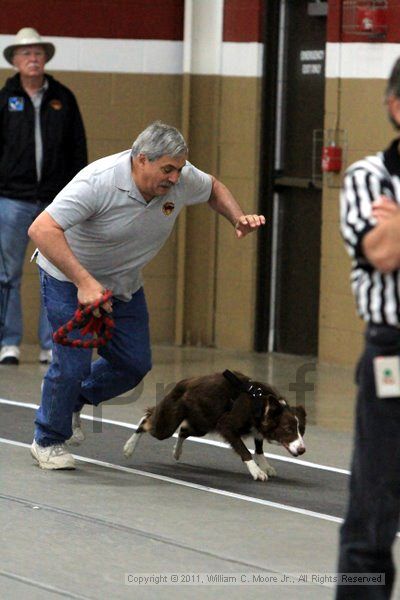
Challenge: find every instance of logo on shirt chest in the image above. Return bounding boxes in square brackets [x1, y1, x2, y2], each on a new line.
[8, 97, 24, 111]
[162, 201, 175, 216]
[50, 99, 63, 110]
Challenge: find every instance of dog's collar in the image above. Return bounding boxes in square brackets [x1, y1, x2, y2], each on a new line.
[223, 370, 264, 418]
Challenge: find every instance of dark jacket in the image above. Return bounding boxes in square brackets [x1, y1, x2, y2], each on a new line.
[0, 73, 87, 204]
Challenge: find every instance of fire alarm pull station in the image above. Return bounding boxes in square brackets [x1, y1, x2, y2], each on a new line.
[321, 143, 342, 173]
[342, 1, 388, 38]
[357, 3, 387, 34]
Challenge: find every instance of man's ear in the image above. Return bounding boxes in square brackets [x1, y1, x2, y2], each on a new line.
[387, 95, 400, 127]
[137, 153, 147, 167]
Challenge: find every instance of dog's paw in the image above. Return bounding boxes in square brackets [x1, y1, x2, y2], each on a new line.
[265, 464, 277, 477]
[173, 442, 182, 461]
[123, 440, 134, 458]
[245, 459, 268, 482]
[123, 432, 143, 458]
[254, 454, 277, 477]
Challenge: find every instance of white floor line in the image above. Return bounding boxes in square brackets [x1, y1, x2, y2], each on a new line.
[0, 436, 343, 526]
[0, 397, 350, 475]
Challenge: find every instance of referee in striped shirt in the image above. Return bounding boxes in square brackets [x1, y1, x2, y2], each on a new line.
[337, 58, 400, 599]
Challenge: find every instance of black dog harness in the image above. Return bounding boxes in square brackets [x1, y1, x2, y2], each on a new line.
[222, 369, 265, 418]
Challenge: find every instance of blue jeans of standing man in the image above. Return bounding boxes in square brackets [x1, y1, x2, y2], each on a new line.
[34, 269, 152, 446]
[0, 197, 52, 348]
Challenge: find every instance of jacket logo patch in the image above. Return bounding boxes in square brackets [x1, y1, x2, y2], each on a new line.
[8, 97, 24, 111]
[162, 201, 175, 216]
[50, 99, 62, 110]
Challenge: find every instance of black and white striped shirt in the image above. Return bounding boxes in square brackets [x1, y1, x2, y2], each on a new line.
[340, 138, 400, 325]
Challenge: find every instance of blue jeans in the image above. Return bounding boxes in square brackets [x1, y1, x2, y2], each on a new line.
[0, 196, 52, 348]
[34, 270, 152, 446]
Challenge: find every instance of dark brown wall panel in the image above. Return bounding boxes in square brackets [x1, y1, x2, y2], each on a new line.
[1, 0, 184, 40]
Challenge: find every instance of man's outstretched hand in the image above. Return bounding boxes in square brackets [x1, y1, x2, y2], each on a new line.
[234, 214, 266, 238]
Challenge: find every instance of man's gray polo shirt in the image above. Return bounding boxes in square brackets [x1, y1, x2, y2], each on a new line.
[37, 150, 212, 300]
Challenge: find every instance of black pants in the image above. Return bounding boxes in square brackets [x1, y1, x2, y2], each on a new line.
[336, 325, 400, 599]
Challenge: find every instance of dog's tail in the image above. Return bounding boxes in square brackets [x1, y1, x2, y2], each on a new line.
[148, 384, 187, 440]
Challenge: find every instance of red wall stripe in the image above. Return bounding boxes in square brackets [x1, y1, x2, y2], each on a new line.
[327, 0, 342, 42]
[1, 0, 266, 44]
[0, 0, 184, 40]
[223, 0, 264, 43]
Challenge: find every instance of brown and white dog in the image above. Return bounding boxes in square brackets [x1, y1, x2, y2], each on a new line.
[123, 371, 306, 481]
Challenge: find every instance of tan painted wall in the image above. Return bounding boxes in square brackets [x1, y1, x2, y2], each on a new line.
[319, 77, 394, 364]
[183, 75, 262, 350]
[181, 75, 221, 347]
[214, 76, 262, 350]
[3, 68, 262, 351]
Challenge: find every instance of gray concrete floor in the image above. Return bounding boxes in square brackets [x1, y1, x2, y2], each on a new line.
[1, 343, 399, 599]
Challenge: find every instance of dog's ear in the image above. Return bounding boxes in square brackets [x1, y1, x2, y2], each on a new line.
[263, 396, 284, 422]
[260, 383, 286, 404]
[295, 405, 306, 419]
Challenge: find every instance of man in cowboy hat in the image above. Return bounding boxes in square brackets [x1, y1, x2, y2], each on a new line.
[0, 28, 87, 365]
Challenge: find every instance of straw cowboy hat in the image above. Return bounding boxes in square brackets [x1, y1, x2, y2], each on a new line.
[3, 27, 55, 65]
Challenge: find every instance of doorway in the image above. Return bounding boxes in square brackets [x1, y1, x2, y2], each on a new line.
[256, 0, 327, 356]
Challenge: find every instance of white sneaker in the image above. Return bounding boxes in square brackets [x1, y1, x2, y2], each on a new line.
[39, 349, 53, 364]
[0, 345, 20, 365]
[67, 411, 85, 446]
[31, 440, 75, 470]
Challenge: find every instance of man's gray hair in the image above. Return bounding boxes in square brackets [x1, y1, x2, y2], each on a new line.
[131, 121, 188, 161]
[386, 57, 400, 99]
